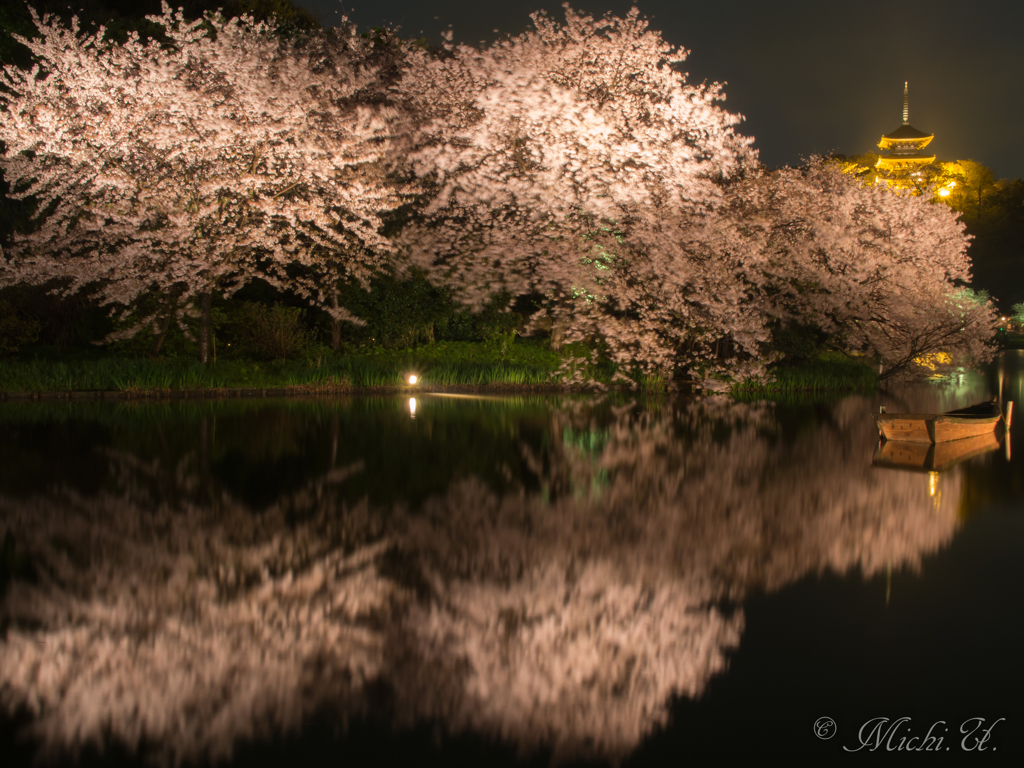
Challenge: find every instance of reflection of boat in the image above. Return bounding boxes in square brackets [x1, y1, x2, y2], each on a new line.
[873, 431, 1002, 472]
[874, 400, 1006, 444]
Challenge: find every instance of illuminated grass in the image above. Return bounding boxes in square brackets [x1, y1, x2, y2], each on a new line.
[0, 344, 878, 397]
[0, 340, 606, 394]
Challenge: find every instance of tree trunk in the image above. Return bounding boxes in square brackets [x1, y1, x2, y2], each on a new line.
[198, 291, 213, 366]
[550, 319, 566, 352]
[331, 289, 342, 352]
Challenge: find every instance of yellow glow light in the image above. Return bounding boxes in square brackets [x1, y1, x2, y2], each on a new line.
[913, 352, 951, 371]
[408, 397, 417, 416]
[938, 188, 950, 197]
[407, 374, 418, 385]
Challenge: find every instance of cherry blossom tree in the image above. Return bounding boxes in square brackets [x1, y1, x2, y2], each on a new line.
[760, 159, 998, 379]
[394, 5, 764, 382]
[0, 3, 401, 360]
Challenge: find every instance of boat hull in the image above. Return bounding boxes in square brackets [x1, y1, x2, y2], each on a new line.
[874, 401, 1003, 444]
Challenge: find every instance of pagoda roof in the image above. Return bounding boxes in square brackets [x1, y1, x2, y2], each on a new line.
[882, 123, 932, 141]
[876, 154, 936, 168]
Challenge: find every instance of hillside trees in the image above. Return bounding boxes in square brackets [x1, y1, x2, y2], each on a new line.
[0, 3, 401, 361]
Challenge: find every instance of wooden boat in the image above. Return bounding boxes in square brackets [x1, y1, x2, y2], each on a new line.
[874, 399, 1009, 444]
[873, 431, 1001, 472]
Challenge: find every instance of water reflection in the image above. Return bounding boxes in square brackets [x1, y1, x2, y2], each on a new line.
[873, 431, 1002, 473]
[0, 382, 1003, 764]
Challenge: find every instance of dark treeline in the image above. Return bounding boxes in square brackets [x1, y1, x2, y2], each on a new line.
[960, 180, 1024, 315]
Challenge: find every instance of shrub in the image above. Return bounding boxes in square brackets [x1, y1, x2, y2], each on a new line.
[0, 298, 40, 355]
[764, 320, 828, 363]
[237, 302, 310, 361]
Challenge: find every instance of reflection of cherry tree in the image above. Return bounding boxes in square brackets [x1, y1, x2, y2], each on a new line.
[392, 397, 961, 759]
[0, 397, 963, 763]
[0, 458, 397, 765]
[394, 479, 743, 759]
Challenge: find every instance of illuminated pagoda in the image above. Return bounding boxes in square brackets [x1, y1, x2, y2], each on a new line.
[876, 82, 935, 178]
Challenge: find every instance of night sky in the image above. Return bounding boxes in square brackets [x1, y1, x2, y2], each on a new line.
[293, 0, 1024, 180]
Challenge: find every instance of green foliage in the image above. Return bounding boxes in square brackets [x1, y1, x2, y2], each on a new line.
[487, 329, 518, 361]
[950, 287, 991, 309]
[233, 302, 310, 361]
[764, 320, 827, 363]
[0, 297, 40, 354]
[830, 152, 883, 186]
[333, 272, 523, 349]
[105, 289, 190, 358]
[1, 285, 111, 351]
[337, 272, 448, 348]
[936, 160, 1001, 223]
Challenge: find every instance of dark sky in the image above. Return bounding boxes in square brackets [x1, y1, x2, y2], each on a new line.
[293, 0, 1024, 180]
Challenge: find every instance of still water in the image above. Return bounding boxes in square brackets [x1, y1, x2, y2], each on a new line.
[2, 352, 1024, 765]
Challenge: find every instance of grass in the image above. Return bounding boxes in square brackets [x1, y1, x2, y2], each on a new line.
[0, 343, 883, 398]
[0, 339, 610, 394]
[730, 351, 880, 396]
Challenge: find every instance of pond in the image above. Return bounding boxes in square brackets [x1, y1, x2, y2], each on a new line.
[2, 352, 1024, 765]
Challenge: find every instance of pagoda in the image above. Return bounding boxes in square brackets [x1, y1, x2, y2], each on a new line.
[876, 82, 935, 175]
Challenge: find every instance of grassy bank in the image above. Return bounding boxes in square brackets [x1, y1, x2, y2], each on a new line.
[0, 339, 615, 395]
[0, 344, 881, 398]
[731, 351, 880, 396]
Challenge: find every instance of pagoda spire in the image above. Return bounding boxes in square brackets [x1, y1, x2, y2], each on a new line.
[876, 81, 935, 179]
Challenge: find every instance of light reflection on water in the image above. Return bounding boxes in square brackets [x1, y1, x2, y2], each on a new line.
[1, 355, 1021, 764]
